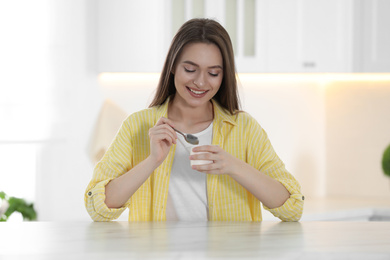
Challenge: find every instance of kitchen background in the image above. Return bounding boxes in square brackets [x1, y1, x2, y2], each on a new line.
[1, 0, 390, 221]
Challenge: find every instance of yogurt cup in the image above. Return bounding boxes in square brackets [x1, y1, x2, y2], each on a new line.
[190, 147, 213, 166]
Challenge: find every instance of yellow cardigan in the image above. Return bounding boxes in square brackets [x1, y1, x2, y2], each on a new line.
[85, 98, 304, 221]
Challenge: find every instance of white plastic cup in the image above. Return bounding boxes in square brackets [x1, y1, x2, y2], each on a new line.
[190, 147, 213, 166]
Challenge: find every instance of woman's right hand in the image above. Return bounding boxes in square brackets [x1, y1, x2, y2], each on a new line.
[148, 117, 177, 166]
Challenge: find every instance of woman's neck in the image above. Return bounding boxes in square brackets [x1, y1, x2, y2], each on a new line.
[168, 97, 214, 134]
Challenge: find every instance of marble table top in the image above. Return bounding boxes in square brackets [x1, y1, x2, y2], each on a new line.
[1, 221, 390, 259]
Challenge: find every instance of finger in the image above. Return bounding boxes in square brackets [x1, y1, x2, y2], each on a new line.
[192, 163, 223, 174]
[159, 118, 177, 140]
[149, 121, 177, 138]
[156, 117, 176, 129]
[151, 128, 177, 144]
[192, 145, 220, 153]
[157, 134, 175, 146]
[189, 152, 214, 161]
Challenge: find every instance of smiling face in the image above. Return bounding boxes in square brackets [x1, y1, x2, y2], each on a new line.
[172, 42, 223, 109]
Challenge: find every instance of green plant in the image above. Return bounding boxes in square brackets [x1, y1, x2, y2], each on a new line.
[0, 191, 37, 221]
[383, 144, 390, 178]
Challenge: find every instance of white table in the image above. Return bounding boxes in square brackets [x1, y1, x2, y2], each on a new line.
[1, 221, 390, 259]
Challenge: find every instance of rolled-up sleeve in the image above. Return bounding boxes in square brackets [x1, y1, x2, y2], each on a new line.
[85, 179, 128, 221]
[247, 116, 304, 222]
[263, 177, 304, 221]
[84, 118, 133, 221]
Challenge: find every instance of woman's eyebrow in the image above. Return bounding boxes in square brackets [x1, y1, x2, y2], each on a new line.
[182, 60, 223, 69]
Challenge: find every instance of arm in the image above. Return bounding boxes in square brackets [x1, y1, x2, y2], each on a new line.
[104, 156, 160, 208]
[85, 116, 177, 221]
[191, 145, 290, 209]
[191, 145, 303, 221]
[224, 158, 290, 209]
[190, 116, 303, 221]
[104, 117, 177, 208]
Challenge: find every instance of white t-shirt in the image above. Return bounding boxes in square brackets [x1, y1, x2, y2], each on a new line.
[166, 123, 213, 221]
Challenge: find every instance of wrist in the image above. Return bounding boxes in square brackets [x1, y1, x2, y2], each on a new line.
[146, 155, 163, 170]
[226, 157, 245, 178]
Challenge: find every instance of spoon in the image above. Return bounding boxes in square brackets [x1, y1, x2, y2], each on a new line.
[173, 128, 199, 145]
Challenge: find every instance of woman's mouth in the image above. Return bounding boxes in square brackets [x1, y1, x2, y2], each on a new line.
[187, 87, 208, 97]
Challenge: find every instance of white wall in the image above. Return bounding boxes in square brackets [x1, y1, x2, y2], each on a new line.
[33, 0, 103, 220]
[326, 81, 390, 199]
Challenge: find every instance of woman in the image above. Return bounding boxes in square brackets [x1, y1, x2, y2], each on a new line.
[85, 18, 304, 221]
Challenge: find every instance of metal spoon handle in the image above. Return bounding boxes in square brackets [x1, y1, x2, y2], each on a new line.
[172, 127, 199, 145]
[173, 127, 186, 138]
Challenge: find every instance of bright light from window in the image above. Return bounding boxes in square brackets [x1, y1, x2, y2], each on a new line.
[0, 0, 51, 209]
[0, 144, 36, 202]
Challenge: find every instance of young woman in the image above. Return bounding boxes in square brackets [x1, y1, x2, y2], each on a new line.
[85, 18, 304, 221]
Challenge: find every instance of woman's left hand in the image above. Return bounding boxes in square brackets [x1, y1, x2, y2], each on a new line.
[191, 145, 291, 209]
[190, 145, 241, 175]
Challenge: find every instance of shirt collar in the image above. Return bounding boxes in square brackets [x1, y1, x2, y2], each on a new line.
[211, 99, 237, 126]
[155, 97, 170, 120]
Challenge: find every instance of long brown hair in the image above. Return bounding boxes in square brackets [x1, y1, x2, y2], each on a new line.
[149, 18, 240, 114]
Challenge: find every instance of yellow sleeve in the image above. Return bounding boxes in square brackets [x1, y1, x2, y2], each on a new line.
[85, 178, 127, 221]
[247, 116, 304, 221]
[84, 118, 133, 221]
[262, 166, 305, 222]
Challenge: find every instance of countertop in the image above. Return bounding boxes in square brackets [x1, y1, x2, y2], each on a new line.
[262, 196, 390, 221]
[1, 221, 390, 259]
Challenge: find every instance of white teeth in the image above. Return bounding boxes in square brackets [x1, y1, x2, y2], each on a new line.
[189, 88, 206, 95]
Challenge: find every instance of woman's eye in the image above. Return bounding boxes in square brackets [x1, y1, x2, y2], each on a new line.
[184, 67, 195, 73]
[209, 72, 219, 77]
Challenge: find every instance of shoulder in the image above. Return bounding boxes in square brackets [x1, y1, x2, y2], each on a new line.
[232, 111, 262, 130]
[235, 110, 257, 122]
[215, 109, 264, 141]
[128, 106, 157, 118]
[123, 107, 158, 128]
[213, 99, 260, 129]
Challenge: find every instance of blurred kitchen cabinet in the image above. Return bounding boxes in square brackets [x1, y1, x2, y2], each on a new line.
[263, 0, 350, 72]
[177, 0, 350, 72]
[229, 0, 267, 73]
[352, 0, 390, 72]
[98, 0, 390, 73]
[257, 0, 390, 72]
[171, 0, 266, 72]
[97, 0, 170, 72]
[224, 0, 390, 73]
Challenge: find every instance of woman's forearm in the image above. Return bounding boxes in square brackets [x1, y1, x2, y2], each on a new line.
[190, 145, 291, 209]
[229, 160, 290, 209]
[104, 116, 177, 209]
[104, 156, 159, 209]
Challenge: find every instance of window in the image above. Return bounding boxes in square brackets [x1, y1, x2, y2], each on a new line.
[0, 0, 51, 211]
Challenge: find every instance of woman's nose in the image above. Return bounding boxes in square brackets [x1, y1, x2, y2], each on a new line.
[193, 73, 205, 87]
